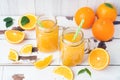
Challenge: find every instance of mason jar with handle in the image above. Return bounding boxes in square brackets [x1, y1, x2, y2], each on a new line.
[60, 27, 90, 66]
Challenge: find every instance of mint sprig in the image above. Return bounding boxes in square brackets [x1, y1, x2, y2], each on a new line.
[21, 16, 30, 26]
[78, 68, 92, 77]
[3, 17, 13, 28]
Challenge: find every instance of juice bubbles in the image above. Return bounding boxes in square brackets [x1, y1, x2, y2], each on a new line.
[61, 28, 85, 66]
[36, 16, 58, 53]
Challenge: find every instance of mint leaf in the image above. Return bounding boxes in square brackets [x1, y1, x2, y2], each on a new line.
[105, 3, 113, 8]
[3, 17, 13, 28]
[4, 17, 13, 22]
[78, 68, 92, 78]
[78, 69, 86, 75]
[21, 16, 30, 26]
[6, 21, 13, 28]
[85, 68, 91, 77]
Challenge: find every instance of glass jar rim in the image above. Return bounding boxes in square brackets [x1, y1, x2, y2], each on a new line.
[62, 27, 84, 46]
[36, 15, 57, 33]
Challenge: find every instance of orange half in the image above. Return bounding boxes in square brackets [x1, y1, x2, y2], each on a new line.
[88, 48, 110, 70]
[19, 14, 37, 30]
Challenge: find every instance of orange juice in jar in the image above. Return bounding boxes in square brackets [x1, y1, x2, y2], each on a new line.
[36, 16, 58, 53]
[60, 27, 85, 66]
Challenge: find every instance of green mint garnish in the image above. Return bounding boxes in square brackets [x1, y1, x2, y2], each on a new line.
[85, 68, 91, 77]
[78, 68, 92, 77]
[3, 17, 13, 28]
[21, 16, 30, 26]
[78, 68, 86, 75]
[105, 3, 113, 8]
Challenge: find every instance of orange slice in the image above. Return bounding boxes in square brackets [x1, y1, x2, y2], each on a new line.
[88, 48, 110, 70]
[8, 49, 19, 61]
[54, 66, 73, 80]
[20, 44, 32, 54]
[34, 55, 53, 69]
[18, 14, 37, 30]
[5, 30, 25, 44]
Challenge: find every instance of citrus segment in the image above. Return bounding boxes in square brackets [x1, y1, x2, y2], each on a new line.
[54, 66, 73, 80]
[19, 14, 37, 30]
[5, 30, 25, 43]
[34, 55, 53, 69]
[8, 49, 19, 61]
[20, 44, 32, 54]
[88, 48, 110, 70]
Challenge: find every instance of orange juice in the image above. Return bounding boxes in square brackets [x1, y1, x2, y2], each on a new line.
[36, 16, 58, 53]
[60, 28, 85, 66]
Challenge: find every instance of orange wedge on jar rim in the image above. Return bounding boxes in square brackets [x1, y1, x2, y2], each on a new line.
[88, 48, 110, 70]
[18, 13, 37, 30]
[54, 66, 73, 80]
[5, 30, 25, 44]
[34, 55, 53, 69]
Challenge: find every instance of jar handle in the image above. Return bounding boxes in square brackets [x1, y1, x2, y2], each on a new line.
[84, 38, 91, 54]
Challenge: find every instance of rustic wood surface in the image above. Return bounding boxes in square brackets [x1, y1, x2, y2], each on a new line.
[0, 16, 120, 80]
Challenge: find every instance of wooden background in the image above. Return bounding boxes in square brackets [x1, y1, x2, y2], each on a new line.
[0, 0, 120, 16]
[0, 0, 120, 80]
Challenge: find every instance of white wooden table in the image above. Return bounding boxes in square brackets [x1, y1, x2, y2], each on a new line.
[0, 16, 120, 80]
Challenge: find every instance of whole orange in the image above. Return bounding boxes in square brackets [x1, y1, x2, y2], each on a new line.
[96, 3, 117, 22]
[75, 7, 95, 29]
[92, 19, 114, 41]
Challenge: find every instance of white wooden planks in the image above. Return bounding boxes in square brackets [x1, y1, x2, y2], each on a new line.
[72, 66, 120, 80]
[3, 66, 120, 80]
[35, 0, 61, 16]
[0, 16, 120, 66]
[0, 39, 120, 65]
[0, 0, 35, 16]
[0, 66, 3, 80]
[0, 0, 120, 16]
[61, 0, 79, 16]
[0, 15, 120, 80]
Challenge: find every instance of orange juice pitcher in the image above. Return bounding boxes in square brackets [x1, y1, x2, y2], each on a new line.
[60, 27, 89, 66]
[36, 16, 58, 53]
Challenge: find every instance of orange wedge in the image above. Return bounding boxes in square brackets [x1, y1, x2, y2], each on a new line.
[8, 49, 19, 61]
[20, 44, 32, 54]
[34, 55, 53, 69]
[54, 66, 73, 80]
[88, 48, 110, 70]
[5, 30, 25, 44]
[18, 14, 37, 30]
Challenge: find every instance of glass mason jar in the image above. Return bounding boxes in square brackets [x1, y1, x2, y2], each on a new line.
[36, 15, 59, 53]
[60, 27, 86, 66]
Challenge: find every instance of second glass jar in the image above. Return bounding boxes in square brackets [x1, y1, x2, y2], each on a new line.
[36, 16, 59, 53]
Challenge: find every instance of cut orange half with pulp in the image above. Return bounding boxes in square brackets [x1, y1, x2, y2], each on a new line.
[18, 14, 37, 30]
[88, 48, 110, 70]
